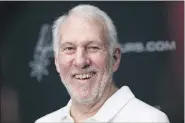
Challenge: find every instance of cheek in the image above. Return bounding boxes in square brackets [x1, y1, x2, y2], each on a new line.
[91, 53, 110, 70]
[58, 55, 73, 74]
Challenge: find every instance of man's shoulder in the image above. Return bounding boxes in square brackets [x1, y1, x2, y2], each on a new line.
[132, 98, 166, 114]
[121, 97, 169, 122]
[35, 106, 67, 123]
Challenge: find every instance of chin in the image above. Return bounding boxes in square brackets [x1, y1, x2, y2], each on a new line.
[73, 91, 98, 104]
[77, 91, 94, 99]
[75, 97, 96, 105]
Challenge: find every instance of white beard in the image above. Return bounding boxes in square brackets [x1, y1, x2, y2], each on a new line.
[60, 59, 113, 105]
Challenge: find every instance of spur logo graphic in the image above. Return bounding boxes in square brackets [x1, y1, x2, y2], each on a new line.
[29, 24, 53, 81]
[29, 24, 176, 81]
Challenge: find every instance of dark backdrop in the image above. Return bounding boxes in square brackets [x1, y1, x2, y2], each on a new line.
[1, 1, 184, 123]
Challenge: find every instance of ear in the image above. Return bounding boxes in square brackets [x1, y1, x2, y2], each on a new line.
[54, 52, 60, 73]
[112, 47, 121, 72]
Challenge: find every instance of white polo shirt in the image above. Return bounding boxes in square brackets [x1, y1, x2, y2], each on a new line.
[35, 86, 170, 123]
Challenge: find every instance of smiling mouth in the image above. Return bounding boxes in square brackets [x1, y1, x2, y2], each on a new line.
[73, 72, 96, 80]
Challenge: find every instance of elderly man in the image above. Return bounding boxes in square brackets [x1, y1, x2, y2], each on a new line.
[35, 4, 170, 123]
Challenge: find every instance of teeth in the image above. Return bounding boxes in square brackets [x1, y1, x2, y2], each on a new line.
[83, 74, 86, 78]
[74, 73, 94, 79]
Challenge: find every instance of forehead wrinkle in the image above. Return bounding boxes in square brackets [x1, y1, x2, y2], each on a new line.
[59, 13, 109, 47]
[61, 40, 103, 47]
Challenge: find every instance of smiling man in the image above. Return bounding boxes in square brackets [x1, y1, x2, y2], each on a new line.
[35, 4, 170, 123]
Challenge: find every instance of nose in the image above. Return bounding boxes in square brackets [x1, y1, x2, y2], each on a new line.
[73, 48, 90, 69]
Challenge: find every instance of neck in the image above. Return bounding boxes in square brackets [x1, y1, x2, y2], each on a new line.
[70, 82, 118, 122]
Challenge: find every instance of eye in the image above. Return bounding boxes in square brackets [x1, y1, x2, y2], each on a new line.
[63, 47, 75, 54]
[65, 47, 74, 50]
[89, 46, 99, 49]
[87, 46, 100, 52]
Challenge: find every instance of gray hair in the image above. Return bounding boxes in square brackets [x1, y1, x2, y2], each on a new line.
[52, 4, 120, 56]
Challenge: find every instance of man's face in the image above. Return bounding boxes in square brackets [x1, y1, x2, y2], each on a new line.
[55, 15, 118, 104]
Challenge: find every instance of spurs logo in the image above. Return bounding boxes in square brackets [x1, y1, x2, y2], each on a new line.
[29, 24, 53, 81]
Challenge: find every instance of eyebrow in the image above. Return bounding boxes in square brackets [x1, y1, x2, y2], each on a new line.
[85, 40, 101, 45]
[60, 42, 74, 47]
[60, 40, 102, 46]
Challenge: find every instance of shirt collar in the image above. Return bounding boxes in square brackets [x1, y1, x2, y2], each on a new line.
[92, 86, 135, 122]
[60, 86, 135, 122]
[60, 99, 72, 121]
